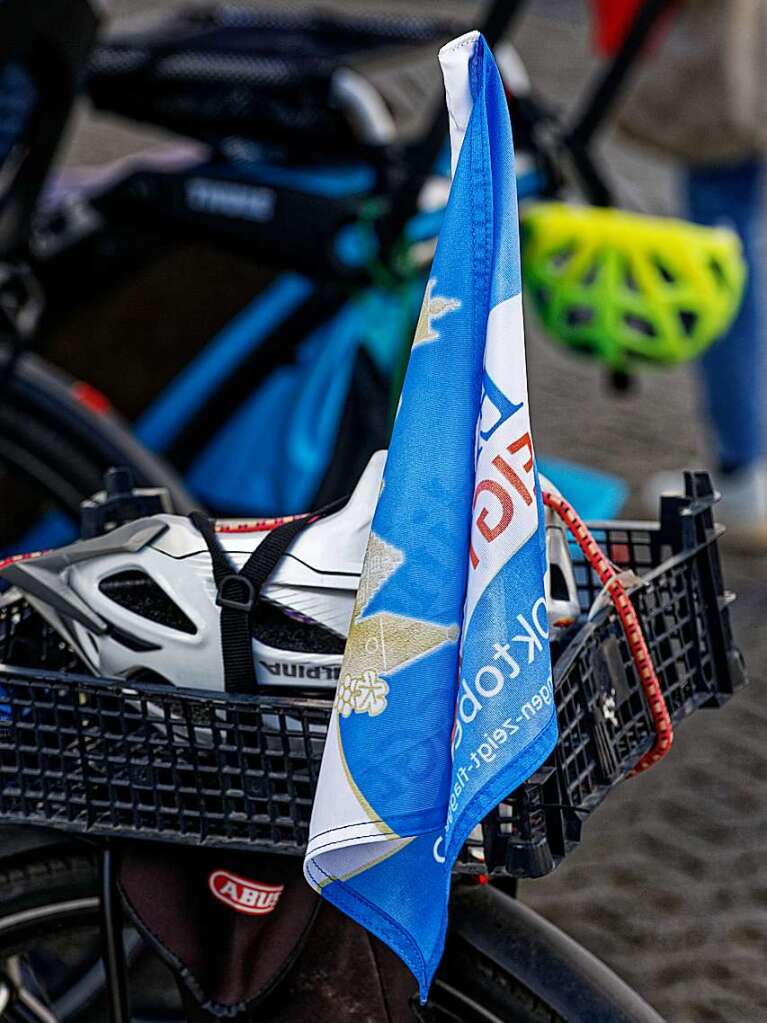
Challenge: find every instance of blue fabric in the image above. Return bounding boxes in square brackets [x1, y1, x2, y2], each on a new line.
[0, 63, 35, 162]
[686, 160, 767, 470]
[538, 457, 627, 520]
[187, 282, 422, 514]
[213, 159, 377, 197]
[304, 35, 555, 999]
[0, 512, 76, 560]
[136, 275, 312, 451]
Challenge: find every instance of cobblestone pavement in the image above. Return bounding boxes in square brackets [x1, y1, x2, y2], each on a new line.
[71, 3, 766, 1020]
[526, 300, 767, 1023]
[515, 9, 767, 1023]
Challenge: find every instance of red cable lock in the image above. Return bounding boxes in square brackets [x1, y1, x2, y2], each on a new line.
[542, 490, 673, 775]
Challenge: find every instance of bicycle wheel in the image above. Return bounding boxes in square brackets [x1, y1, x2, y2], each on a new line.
[0, 843, 665, 1023]
[0, 352, 197, 550]
[429, 967, 565, 1022]
[0, 841, 183, 1023]
[0, 844, 556, 1023]
[441, 884, 666, 1023]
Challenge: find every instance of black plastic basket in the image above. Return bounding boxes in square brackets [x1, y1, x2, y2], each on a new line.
[0, 472, 746, 875]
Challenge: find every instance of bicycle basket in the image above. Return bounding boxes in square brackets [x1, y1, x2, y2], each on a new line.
[0, 472, 745, 876]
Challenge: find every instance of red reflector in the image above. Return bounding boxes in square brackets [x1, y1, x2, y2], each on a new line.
[71, 381, 112, 416]
[589, 0, 672, 56]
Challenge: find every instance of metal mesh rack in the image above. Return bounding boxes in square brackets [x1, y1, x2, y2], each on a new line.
[0, 472, 746, 875]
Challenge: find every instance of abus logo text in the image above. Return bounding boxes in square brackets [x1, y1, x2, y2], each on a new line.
[208, 870, 284, 916]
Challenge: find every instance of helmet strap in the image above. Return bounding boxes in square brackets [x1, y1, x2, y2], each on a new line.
[190, 499, 346, 694]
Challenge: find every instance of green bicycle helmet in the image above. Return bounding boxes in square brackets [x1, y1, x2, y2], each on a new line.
[521, 202, 746, 371]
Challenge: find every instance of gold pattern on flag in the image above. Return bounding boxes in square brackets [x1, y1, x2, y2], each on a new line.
[337, 533, 459, 718]
[355, 533, 402, 610]
[412, 278, 460, 348]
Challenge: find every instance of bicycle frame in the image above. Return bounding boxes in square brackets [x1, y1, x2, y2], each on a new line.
[10, 0, 667, 540]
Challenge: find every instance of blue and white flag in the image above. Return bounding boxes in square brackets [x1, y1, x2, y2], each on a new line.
[304, 32, 557, 997]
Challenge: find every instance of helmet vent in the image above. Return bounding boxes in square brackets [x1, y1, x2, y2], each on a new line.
[651, 256, 676, 285]
[580, 262, 599, 286]
[708, 255, 726, 287]
[623, 312, 656, 338]
[549, 243, 576, 271]
[565, 305, 594, 327]
[99, 570, 197, 635]
[253, 599, 344, 655]
[678, 309, 698, 337]
[623, 265, 639, 292]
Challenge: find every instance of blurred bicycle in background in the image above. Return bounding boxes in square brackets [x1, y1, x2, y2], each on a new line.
[0, 0, 743, 553]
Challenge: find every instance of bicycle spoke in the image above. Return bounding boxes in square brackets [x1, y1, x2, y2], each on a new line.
[0, 975, 13, 1017]
[4, 959, 58, 1023]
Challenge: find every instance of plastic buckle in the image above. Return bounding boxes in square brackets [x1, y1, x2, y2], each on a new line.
[216, 574, 255, 612]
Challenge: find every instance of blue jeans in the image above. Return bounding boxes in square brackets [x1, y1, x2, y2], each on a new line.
[685, 160, 766, 472]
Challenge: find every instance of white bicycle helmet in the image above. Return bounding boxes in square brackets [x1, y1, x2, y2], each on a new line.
[2, 455, 580, 691]
[1, 452, 386, 692]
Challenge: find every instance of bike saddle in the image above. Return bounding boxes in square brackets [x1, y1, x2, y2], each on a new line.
[87, 5, 461, 160]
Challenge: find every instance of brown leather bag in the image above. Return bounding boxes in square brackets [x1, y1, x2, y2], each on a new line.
[616, 0, 767, 164]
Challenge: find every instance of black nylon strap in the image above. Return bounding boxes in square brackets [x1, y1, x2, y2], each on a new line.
[190, 500, 345, 694]
[189, 511, 230, 586]
[190, 509, 257, 694]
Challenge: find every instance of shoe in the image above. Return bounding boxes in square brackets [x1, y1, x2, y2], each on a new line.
[643, 460, 767, 552]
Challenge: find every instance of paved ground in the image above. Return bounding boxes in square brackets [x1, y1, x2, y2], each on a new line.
[514, 10, 767, 1023]
[526, 246, 767, 1023]
[59, 3, 766, 1020]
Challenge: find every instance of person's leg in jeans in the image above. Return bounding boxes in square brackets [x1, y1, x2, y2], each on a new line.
[684, 160, 767, 542]
[686, 160, 765, 471]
